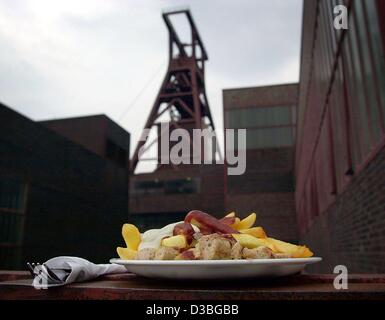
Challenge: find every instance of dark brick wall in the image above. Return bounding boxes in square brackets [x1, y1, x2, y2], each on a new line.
[227, 148, 295, 194]
[302, 145, 385, 273]
[226, 148, 298, 241]
[226, 193, 298, 242]
[0, 104, 129, 269]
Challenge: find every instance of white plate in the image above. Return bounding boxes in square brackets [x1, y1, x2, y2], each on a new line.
[110, 257, 322, 280]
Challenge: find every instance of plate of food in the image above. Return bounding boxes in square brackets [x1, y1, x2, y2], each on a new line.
[110, 210, 321, 280]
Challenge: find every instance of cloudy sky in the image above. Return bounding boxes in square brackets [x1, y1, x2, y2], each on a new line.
[0, 0, 303, 162]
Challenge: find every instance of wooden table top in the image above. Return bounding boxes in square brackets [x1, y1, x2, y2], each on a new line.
[1, 271, 385, 300]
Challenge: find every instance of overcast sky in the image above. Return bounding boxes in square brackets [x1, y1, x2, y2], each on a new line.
[0, 0, 303, 162]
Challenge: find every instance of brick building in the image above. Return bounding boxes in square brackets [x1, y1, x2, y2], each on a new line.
[296, 0, 385, 273]
[0, 104, 130, 269]
[40, 115, 130, 168]
[129, 165, 225, 230]
[223, 84, 298, 242]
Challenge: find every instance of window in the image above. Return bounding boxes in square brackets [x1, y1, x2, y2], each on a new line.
[133, 178, 200, 195]
[348, 15, 372, 157]
[164, 179, 198, 194]
[133, 180, 163, 195]
[246, 127, 294, 149]
[365, 0, 385, 128]
[226, 105, 296, 149]
[342, 0, 385, 169]
[226, 106, 292, 128]
[343, 33, 364, 167]
[354, 0, 383, 145]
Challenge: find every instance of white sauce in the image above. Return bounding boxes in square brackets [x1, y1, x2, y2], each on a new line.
[138, 221, 199, 250]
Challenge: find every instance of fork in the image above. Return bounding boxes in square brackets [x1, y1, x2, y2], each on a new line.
[27, 262, 63, 282]
[27, 262, 52, 284]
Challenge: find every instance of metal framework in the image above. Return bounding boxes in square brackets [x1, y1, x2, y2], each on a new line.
[131, 9, 219, 172]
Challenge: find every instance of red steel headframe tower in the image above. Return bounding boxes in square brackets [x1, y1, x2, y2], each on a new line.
[131, 9, 219, 172]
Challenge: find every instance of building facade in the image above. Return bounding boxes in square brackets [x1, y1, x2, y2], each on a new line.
[40, 115, 130, 168]
[223, 84, 298, 242]
[0, 105, 130, 269]
[129, 164, 225, 231]
[297, 0, 385, 272]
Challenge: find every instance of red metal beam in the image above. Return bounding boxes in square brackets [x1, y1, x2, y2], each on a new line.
[131, 9, 218, 172]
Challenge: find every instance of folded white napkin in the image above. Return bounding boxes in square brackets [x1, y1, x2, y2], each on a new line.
[32, 256, 126, 289]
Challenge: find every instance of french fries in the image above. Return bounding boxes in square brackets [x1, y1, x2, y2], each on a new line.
[117, 247, 137, 260]
[232, 213, 256, 230]
[122, 224, 141, 250]
[161, 235, 188, 249]
[116, 223, 141, 260]
[227, 212, 313, 258]
[240, 227, 267, 238]
[265, 238, 313, 258]
[232, 234, 275, 251]
[231, 234, 313, 258]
